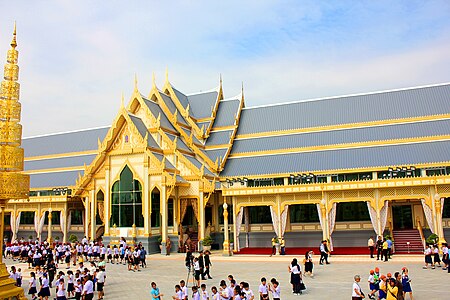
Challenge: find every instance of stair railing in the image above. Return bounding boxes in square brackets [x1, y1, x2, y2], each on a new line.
[416, 218, 426, 250]
[388, 219, 395, 253]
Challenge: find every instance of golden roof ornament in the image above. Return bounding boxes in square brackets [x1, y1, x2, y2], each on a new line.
[0, 22, 29, 300]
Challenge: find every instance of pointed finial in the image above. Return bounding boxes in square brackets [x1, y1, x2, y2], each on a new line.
[11, 21, 17, 48]
[97, 137, 102, 149]
[152, 72, 156, 89]
[219, 74, 222, 85]
[134, 73, 138, 90]
[165, 67, 169, 83]
[120, 92, 125, 108]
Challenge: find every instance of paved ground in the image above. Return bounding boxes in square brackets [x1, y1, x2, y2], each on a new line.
[4, 252, 449, 299]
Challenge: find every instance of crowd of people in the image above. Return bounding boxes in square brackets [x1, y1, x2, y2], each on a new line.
[4, 236, 148, 300]
[367, 236, 393, 262]
[423, 242, 449, 271]
[352, 266, 414, 300]
[150, 274, 285, 300]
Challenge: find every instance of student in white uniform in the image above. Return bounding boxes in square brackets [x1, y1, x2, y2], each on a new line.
[82, 275, 95, 300]
[192, 286, 201, 300]
[242, 282, 254, 300]
[173, 284, 184, 300]
[56, 278, 67, 300]
[258, 277, 269, 300]
[200, 284, 209, 300]
[269, 280, 281, 300]
[96, 267, 106, 300]
[210, 286, 219, 300]
[180, 280, 188, 300]
[28, 271, 37, 300]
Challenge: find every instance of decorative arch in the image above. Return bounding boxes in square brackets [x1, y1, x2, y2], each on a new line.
[110, 165, 144, 227]
[151, 186, 161, 227]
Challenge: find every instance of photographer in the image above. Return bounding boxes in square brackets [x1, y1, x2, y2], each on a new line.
[185, 246, 193, 270]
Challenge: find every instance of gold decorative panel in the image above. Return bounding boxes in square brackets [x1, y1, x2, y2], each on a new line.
[0, 145, 23, 170]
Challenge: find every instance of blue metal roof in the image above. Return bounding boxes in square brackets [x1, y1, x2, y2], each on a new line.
[221, 140, 450, 177]
[212, 99, 240, 128]
[142, 98, 176, 131]
[30, 171, 82, 188]
[237, 84, 450, 135]
[128, 114, 161, 149]
[172, 87, 189, 108]
[187, 91, 218, 119]
[23, 127, 109, 157]
[206, 130, 233, 146]
[205, 148, 228, 163]
[232, 118, 450, 154]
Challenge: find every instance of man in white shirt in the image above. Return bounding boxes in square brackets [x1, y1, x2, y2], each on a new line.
[368, 237, 375, 258]
[352, 275, 365, 299]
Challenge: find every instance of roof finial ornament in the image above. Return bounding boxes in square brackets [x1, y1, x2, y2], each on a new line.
[152, 72, 156, 89]
[165, 67, 169, 83]
[134, 73, 138, 90]
[11, 21, 17, 48]
[120, 92, 125, 108]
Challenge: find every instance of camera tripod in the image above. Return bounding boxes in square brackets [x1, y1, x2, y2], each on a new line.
[186, 263, 196, 288]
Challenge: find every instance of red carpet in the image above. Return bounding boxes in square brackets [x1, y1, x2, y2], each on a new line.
[236, 247, 370, 255]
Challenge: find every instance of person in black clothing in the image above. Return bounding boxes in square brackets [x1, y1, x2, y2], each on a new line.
[376, 236, 383, 261]
[46, 260, 56, 288]
[319, 240, 330, 265]
[198, 251, 206, 280]
[203, 250, 212, 279]
[185, 246, 193, 270]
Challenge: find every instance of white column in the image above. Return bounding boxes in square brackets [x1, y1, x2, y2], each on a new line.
[232, 196, 238, 252]
[104, 166, 111, 236]
[199, 192, 205, 241]
[90, 190, 96, 240]
[160, 185, 168, 255]
[143, 165, 150, 236]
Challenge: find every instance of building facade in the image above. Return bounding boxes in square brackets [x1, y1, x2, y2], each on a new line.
[4, 35, 450, 253]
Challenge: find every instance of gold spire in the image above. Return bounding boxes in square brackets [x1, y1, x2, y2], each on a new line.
[11, 21, 17, 49]
[0, 22, 29, 300]
[134, 73, 138, 90]
[165, 67, 169, 83]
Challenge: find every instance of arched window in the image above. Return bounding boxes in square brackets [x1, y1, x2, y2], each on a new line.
[110, 165, 143, 227]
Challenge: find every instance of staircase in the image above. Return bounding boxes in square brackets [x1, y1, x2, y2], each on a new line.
[392, 229, 424, 254]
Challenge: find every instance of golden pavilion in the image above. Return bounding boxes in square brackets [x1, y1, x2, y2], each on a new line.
[3, 29, 450, 255]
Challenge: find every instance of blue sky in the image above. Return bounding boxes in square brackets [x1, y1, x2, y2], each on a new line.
[0, 1, 449, 136]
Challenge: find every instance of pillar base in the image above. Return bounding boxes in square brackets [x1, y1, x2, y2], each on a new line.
[160, 242, 167, 255]
[0, 263, 27, 300]
[222, 241, 232, 256]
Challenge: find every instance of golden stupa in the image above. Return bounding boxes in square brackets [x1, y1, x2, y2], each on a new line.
[0, 23, 29, 300]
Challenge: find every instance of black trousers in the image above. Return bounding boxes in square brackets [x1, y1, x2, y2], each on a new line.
[383, 249, 388, 261]
[369, 246, 374, 258]
[377, 248, 383, 260]
[204, 265, 211, 278]
[320, 252, 328, 264]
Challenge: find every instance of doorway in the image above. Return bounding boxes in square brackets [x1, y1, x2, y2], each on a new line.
[392, 205, 413, 230]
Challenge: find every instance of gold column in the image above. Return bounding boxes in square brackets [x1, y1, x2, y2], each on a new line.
[0, 23, 28, 300]
[222, 200, 231, 256]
